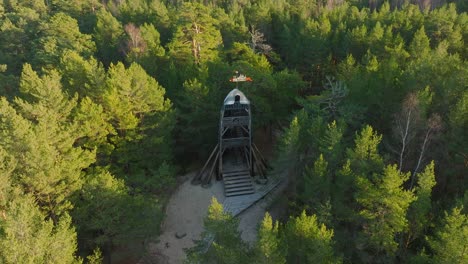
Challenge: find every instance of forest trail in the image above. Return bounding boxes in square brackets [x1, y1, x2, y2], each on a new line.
[142, 172, 287, 263]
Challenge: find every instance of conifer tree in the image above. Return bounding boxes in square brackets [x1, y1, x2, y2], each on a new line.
[347, 125, 384, 177]
[0, 65, 96, 218]
[428, 206, 467, 264]
[72, 169, 161, 256]
[319, 120, 344, 170]
[0, 195, 80, 264]
[124, 23, 166, 76]
[409, 26, 430, 59]
[284, 211, 340, 263]
[255, 213, 286, 264]
[302, 154, 330, 211]
[103, 62, 174, 182]
[59, 50, 106, 99]
[94, 8, 125, 66]
[405, 161, 436, 248]
[168, 2, 222, 66]
[186, 197, 250, 264]
[356, 165, 415, 259]
[33, 12, 95, 68]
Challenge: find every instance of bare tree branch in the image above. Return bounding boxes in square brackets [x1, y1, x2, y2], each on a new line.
[410, 113, 442, 189]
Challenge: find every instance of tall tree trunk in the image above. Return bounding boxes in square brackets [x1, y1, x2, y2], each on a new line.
[399, 109, 412, 171]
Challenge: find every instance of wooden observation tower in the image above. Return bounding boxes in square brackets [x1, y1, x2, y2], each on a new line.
[192, 73, 268, 196]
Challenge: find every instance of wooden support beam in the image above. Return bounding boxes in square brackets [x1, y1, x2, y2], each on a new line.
[192, 144, 218, 185]
[252, 148, 266, 178]
[202, 151, 220, 186]
[239, 125, 249, 135]
[253, 143, 269, 168]
[243, 146, 250, 169]
[221, 126, 229, 136]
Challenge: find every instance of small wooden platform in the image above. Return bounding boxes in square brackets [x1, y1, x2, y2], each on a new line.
[223, 173, 283, 216]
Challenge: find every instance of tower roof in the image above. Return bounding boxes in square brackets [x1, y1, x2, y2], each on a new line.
[223, 88, 250, 105]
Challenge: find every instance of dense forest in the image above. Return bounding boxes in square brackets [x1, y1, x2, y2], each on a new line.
[0, 0, 466, 263]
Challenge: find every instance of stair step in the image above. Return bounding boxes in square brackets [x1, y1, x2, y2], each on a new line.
[225, 181, 253, 188]
[223, 168, 254, 197]
[225, 185, 254, 193]
[224, 180, 253, 187]
[225, 189, 255, 197]
[224, 176, 250, 181]
[225, 176, 251, 182]
[224, 174, 250, 180]
[223, 170, 250, 177]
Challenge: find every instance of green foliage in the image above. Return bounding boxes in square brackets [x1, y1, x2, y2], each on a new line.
[174, 78, 219, 157]
[168, 2, 222, 66]
[72, 169, 162, 251]
[104, 62, 167, 130]
[302, 154, 330, 210]
[186, 197, 250, 264]
[86, 248, 103, 264]
[406, 162, 437, 247]
[0, 1, 467, 262]
[409, 26, 431, 59]
[284, 211, 340, 263]
[331, 160, 356, 222]
[94, 8, 125, 66]
[33, 12, 95, 68]
[255, 213, 286, 264]
[0, 65, 96, 218]
[319, 120, 344, 168]
[102, 62, 175, 186]
[356, 165, 415, 258]
[125, 23, 166, 76]
[347, 125, 384, 177]
[0, 195, 80, 264]
[427, 206, 468, 264]
[59, 50, 106, 98]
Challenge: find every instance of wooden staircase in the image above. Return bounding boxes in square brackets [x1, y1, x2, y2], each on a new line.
[223, 169, 254, 196]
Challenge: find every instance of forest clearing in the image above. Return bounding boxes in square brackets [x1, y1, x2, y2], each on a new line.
[142, 172, 287, 263]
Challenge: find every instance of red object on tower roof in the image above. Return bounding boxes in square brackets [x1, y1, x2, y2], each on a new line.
[229, 73, 253, 82]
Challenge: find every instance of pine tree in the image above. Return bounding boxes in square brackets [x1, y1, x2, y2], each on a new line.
[102, 62, 174, 183]
[33, 12, 95, 68]
[104, 62, 167, 130]
[356, 165, 415, 259]
[0, 65, 96, 218]
[319, 120, 344, 169]
[255, 213, 286, 264]
[59, 50, 106, 99]
[405, 161, 436, 248]
[174, 78, 218, 157]
[0, 0, 47, 74]
[168, 2, 222, 66]
[284, 211, 340, 263]
[409, 26, 430, 59]
[0, 195, 80, 264]
[125, 23, 165, 72]
[94, 8, 125, 66]
[302, 154, 330, 211]
[331, 160, 356, 222]
[72, 169, 161, 254]
[347, 125, 384, 178]
[186, 197, 250, 264]
[0, 146, 15, 214]
[427, 206, 467, 264]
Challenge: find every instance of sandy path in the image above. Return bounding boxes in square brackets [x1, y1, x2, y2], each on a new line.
[145, 173, 286, 263]
[145, 173, 224, 263]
